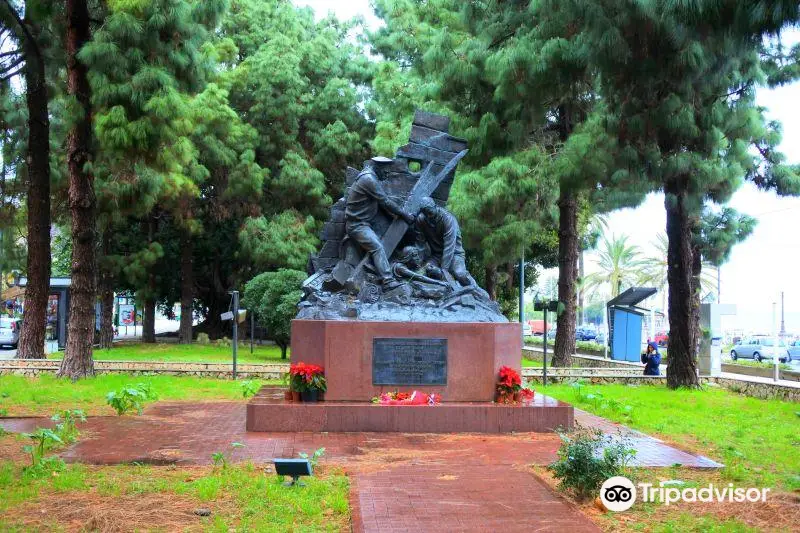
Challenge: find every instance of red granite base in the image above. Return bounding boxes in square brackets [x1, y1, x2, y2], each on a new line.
[246, 391, 573, 434]
[290, 319, 522, 402]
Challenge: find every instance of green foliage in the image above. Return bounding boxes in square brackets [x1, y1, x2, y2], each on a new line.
[50, 409, 87, 445]
[239, 380, 259, 399]
[105, 382, 158, 416]
[548, 426, 635, 501]
[242, 270, 306, 356]
[22, 428, 63, 468]
[298, 447, 326, 469]
[211, 442, 246, 469]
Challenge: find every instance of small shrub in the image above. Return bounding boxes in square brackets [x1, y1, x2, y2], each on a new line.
[22, 428, 63, 467]
[240, 380, 260, 398]
[211, 442, 246, 469]
[299, 447, 326, 468]
[216, 336, 232, 347]
[106, 383, 158, 416]
[548, 426, 635, 501]
[51, 409, 86, 444]
[197, 333, 210, 345]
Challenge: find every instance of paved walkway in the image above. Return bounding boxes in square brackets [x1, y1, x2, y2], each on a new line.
[0, 402, 721, 532]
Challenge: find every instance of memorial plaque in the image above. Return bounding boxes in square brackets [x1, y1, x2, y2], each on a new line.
[372, 338, 447, 385]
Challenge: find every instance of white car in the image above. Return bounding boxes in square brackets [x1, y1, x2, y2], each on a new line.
[730, 336, 791, 363]
[522, 323, 533, 337]
[0, 317, 21, 348]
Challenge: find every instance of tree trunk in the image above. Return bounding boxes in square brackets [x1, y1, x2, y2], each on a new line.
[178, 231, 193, 344]
[280, 343, 287, 359]
[484, 264, 497, 301]
[16, 14, 50, 360]
[553, 188, 578, 367]
[578, 251, 585, 324]
[142, 298, 156, 343]
[690, 236, 702, 358]
[664, 178, 700, 388]
[142, 215, 157, 343]
[59, 0, 95, 379]
[98, 231, 114, 349]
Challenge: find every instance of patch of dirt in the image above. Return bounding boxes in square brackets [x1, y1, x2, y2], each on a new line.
[349, 446, 444, 474]
[10, 491, 224, 532]
[0, 433, 28, 462]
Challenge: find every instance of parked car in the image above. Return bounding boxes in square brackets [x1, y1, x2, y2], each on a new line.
[654, 331, 669, 346]
[522, 323, 533, 337]
[575, 326, 597, 341]
[730, 336, 791, 363]
[0, 316, 21, 348]
[787, 339, 800, 360]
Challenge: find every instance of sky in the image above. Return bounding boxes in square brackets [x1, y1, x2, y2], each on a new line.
[294, 0, 800, 334]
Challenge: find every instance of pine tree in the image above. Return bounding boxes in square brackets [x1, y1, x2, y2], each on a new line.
[82, 0, 225, 343]
[371, 0, 562, 306]
[58, 0, 95, 379]
[567, 0, 800, 387]
[0, 0, 53, 359]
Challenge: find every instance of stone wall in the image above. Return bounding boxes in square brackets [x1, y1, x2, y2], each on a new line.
[0, 359, 286, 380]
[721, 363, 800, 383]
[523, 347, 648, 370]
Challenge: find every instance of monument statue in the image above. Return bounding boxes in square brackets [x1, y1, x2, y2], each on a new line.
[345, 158, 415, 290]
[297, 110, 506, 322]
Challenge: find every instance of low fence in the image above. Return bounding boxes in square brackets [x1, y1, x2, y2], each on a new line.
[721, 363, 800, 383]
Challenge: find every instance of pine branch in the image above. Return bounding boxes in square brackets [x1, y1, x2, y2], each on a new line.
[0, 54, 24, 75]
[0, 66, 23, 82]
[0, 0, 41, 62]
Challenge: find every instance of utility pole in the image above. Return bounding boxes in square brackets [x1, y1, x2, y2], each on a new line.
[519, 253, 525, 344]
[773, 301, 779, 383]
[542, 305, 548, 386]
[231, 290, 239, 380]
[780, 291, 786, 338]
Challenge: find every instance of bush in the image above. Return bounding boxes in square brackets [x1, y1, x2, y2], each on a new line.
[106, 383, 158, 415]
[197, 333, 210, 345]
[548, 426, 635, 500]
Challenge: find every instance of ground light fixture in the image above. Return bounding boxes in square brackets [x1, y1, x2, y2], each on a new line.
[274, 458, 313, 487]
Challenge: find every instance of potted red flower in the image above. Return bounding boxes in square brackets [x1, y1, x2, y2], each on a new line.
[289, 362, 327, 402]
[496, 366, 525, 404]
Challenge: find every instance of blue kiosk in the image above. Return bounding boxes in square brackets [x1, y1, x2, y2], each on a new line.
[607, 287, 657, 362]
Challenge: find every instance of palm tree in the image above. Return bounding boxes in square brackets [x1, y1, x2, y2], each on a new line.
[579, 214, 609, 323]
[639, 232, 717, 313]
[583, 234, 644, 299]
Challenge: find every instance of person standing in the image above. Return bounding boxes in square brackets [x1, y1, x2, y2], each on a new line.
[641, 341, 662, 376]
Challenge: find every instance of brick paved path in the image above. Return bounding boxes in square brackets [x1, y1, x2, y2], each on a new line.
[1, 401, 721, 532]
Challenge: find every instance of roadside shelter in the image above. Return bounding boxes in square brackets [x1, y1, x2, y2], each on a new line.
[607, 287, 657, 362]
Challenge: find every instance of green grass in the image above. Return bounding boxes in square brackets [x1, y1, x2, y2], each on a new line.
[0, 449, 349, 531]
[47, 342, 290, 364]
[0, 374, 278, 416]
[539, 382, 800, 491]
[724, 358, 792, 371]
[522, 358, 543, 367]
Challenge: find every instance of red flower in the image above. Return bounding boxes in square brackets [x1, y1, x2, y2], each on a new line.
[497, 366, 522, 394]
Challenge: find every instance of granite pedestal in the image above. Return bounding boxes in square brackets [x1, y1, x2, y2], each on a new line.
[245, 319, 574, 433]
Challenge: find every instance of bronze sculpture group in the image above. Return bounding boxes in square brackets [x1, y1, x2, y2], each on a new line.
[297, 111, 505, 322]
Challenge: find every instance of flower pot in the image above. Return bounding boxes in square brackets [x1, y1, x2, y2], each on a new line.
[291, 391, 301, 402]
[284, 390, 293, 402]
[496, 391, 512, 404]
[513, 391, 522, 403]
[318, 392, 325, 402]
[301, 390, 319, 403]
